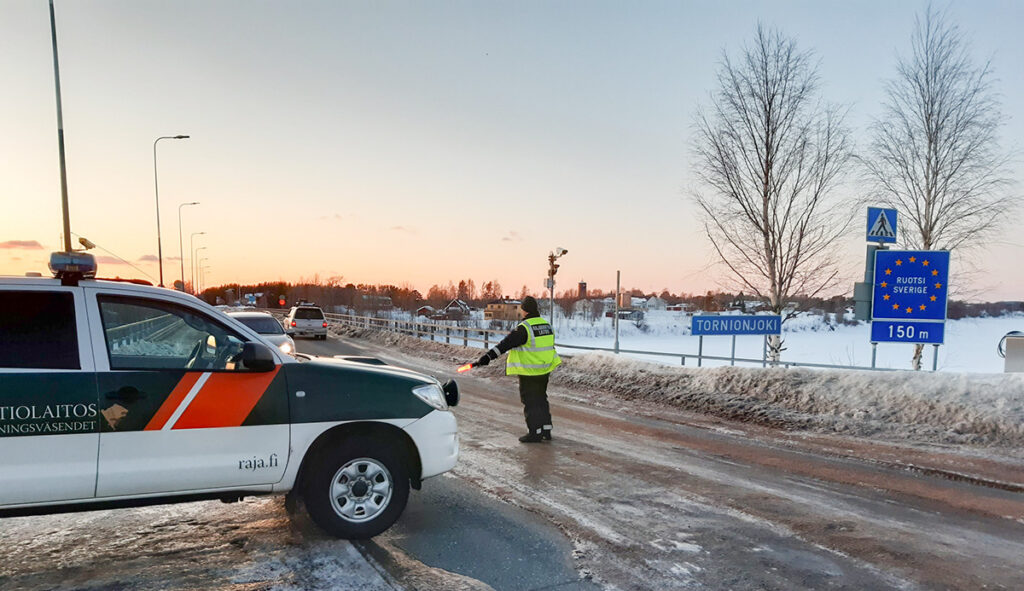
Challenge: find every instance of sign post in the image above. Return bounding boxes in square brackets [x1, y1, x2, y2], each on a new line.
[855, 207, 899, 321]
[691, 315, 783, 367]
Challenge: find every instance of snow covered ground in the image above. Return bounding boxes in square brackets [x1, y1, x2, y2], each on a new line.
[330, 316, 1024, 450]
[551, 310, 1024, 374]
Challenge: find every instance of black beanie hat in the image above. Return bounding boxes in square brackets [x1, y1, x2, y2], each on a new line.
[521, 296, 539, 315]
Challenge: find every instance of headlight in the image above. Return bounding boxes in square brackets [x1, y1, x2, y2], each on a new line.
[412, 383, 448, 411]
[279, 342, 293, 354]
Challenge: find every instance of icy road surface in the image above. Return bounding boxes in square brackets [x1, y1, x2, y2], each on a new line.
[332, 334, 1024, 590]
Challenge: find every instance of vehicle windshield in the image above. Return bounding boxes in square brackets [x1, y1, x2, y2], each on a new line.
[294, 307, 324, 320]
[236, 316, 285, 335]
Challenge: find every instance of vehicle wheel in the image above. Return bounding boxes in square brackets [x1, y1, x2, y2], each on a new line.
[303, 438, 409, 539]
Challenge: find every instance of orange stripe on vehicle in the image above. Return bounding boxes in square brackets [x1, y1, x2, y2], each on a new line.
[172, 366, 281, 429]
[144, 372, 202, 431]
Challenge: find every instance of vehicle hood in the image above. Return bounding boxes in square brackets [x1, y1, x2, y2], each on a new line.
[283, 355, 440, 423]
[260, 334, 292, 347]
[303, 355, 437, 385]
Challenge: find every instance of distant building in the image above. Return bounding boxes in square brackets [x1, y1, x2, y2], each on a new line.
[484, 299, 521, 322]
[646, 296, 667, 310]
[578, 281, 587, 299]
[433, 299, 471, 320]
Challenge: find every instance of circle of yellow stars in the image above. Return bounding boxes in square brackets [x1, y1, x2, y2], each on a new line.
[878, 255, 943, 315]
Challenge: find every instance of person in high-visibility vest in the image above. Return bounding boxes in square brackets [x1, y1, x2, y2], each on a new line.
[471, 296, 561, 443]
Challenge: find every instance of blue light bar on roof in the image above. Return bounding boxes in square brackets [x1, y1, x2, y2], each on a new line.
[49, 251, 97, 279]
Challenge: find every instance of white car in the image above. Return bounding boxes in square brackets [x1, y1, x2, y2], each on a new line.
[286, 305, 329, 340]
[228, 311, 296, 355]
[0, 252, 460, 539]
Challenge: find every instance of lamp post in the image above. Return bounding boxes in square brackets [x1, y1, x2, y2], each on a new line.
[189, 233, 205, 293]
[153, 134, 190, 286]
[177, 202, 199, 291]
[198, 258, 209, 295]
[193, 245, 207, 294]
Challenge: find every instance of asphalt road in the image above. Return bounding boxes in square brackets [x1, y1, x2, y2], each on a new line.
[293, 336, 598, 591]
[4, 333, 1021, 590]
[318, 333, 1024, 590]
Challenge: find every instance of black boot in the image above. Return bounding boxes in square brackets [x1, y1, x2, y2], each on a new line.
[541, 430, 552, 441]
[519, 432, 543, 443]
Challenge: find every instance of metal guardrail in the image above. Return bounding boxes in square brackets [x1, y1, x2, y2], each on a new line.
[262, 309, 892, 372]
[106, 314, 178, 349]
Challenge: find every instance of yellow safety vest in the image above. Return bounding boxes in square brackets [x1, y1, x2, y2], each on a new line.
[506, 317, 561, 376]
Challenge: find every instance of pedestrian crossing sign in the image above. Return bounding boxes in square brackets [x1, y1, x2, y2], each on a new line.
[867, 207, 897, 243]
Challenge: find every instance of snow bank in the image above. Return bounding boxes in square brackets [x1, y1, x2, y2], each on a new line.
[330, 324, 1024, 447]
[561, 352, 1024, 446]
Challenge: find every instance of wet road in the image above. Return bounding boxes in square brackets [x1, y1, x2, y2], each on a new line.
[4, 334, 1022, 590]
[327, 334, 1024, 590]
[294, 336, 597, 590]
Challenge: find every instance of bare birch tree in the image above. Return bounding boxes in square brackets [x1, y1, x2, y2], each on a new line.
[692, 25, 853, 360]
[862, 7, 1015, 369]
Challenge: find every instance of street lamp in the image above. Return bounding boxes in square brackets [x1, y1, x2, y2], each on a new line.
[153, 134, 190, 286]
[190, 233, 205, 293]
[198, 258, 209, 294]
[547, 247, 568, 324]
[177, 202, 199, 291]
[192, 245, 207, 294]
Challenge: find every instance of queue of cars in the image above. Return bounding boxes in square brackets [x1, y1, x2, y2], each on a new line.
[0, 253, 460, 539]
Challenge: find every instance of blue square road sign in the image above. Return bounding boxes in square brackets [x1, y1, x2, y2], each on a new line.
[871, 250, 950, 344]
[867, 207, 898, 243]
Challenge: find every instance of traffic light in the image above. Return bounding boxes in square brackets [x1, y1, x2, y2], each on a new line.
[278, 295, 286, 307]
[550, 263, 559, 276]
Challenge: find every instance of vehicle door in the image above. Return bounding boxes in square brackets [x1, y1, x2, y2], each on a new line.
[85, 288, 290, 497]
[0, 285, 99, 505]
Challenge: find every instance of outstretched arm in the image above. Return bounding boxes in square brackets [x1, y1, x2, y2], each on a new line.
[476, 325, 528, 366]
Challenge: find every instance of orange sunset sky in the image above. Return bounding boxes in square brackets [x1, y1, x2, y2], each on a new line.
[2, 1, 1022, 300]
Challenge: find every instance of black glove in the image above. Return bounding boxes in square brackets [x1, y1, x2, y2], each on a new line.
[476, 354, 490, 367]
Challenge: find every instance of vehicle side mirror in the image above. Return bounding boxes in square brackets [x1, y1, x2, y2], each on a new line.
[441, 379, 460, 407]
[240, 342, 276, 372]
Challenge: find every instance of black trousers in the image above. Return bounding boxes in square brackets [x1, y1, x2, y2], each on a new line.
[518, 373, 552, 434]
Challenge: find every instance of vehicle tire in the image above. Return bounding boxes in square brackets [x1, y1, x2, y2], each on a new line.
[303, 438, 409, 539]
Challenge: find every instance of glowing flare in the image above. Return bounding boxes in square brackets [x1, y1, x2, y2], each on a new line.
[457, 363, 474, 373]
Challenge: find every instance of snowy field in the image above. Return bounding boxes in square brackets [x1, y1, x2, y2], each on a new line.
[550, 310, 1024, 374]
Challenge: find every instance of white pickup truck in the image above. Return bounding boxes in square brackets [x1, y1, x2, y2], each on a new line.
[0, 253, 460, 539]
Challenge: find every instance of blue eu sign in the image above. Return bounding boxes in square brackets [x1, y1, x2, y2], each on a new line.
[691, 315, 781, 336]
[871, 250, 950, 344]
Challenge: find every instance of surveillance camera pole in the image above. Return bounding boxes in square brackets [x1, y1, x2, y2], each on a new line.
[548, 252, 556, 323]
[547, 248, 567, 326]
